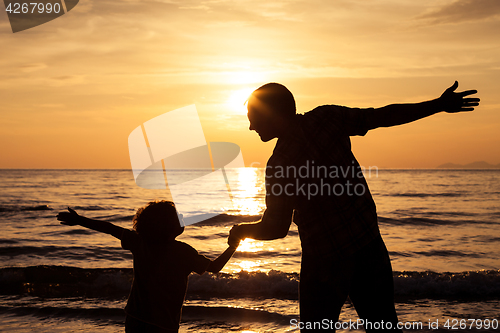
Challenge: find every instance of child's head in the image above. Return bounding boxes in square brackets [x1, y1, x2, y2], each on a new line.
[133, 200, 184, 242]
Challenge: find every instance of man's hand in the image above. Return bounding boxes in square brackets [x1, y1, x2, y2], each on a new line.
[57, 207, 82, 226]
[439, 81, 480, 113]
[230, 224, 242, 238]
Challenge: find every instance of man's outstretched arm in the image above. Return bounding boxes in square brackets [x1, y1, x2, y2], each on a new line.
[366, 81, 480, 130]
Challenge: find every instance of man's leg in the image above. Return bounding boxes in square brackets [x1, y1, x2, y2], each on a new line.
[299, 254, 354, 332]
[348, 237, 402, 332]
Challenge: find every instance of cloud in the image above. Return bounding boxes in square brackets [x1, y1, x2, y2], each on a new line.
[418, 0, 500, 24]
[18, 63, 48, 73]
[37, 103, 65, 108]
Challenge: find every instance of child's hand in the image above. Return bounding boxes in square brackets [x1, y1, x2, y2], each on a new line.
[228, 225, 242, 248]
[57, 207, 81, 226]
[228, 234, 241, 248]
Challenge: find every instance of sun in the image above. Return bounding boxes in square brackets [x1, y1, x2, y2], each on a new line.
[226, 87, 255, 115]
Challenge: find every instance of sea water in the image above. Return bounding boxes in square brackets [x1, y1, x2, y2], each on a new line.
[0, 169, 499, 332]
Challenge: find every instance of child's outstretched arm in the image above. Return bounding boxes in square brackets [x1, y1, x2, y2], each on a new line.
[206, 234, 240, 273]
[57, 207, 125, 239]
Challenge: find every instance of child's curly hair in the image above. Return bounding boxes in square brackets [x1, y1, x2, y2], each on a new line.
[133, 200, 184, 242]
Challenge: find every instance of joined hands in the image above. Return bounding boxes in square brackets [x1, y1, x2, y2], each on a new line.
[228, 225, 243, 248]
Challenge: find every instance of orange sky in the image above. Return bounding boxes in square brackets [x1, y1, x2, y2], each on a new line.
[1, 0, 499, 169]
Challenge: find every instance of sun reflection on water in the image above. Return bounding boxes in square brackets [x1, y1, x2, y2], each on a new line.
[232, 260, 261, 272]
[230, 167, 265, 216]
[237, 238, 264, 253]
[224, 168, 271, 273]
[229, 239, 276, 273]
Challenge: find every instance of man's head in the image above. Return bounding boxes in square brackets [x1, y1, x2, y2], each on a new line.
[247, 83, 296, 142]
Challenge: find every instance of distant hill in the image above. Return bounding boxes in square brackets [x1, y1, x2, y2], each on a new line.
[437, 161, 500, 169]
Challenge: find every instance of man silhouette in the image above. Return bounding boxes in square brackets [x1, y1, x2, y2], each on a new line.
[230, 81, 479, 332]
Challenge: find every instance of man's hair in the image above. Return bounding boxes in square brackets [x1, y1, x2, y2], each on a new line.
[133, 200, 184, 242]
[249, 83, 296, 119]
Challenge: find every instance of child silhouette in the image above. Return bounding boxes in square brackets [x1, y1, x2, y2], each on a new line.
[57, 200, 240, 332]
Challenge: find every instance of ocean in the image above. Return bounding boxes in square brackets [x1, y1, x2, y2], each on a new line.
[0, 168, 499, 332]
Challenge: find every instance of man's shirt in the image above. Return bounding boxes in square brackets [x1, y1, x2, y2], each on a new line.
[265, 105, 381, 259]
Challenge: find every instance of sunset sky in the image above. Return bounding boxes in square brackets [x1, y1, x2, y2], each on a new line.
[1, 0, 499, 169]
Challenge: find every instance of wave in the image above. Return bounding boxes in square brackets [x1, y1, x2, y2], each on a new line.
[377, 215, 499, 226]
[0, 304, 292, 325]
[0, 246, 132, 262]
[393, 270, 500, 299]
[378, 216, 462, 226]
[0, 204, 52, 212]
[0, 239, 18, 245]
[193, 213, 261, 225]
[389, 250, 485, 259]
[1, 266, 498, 300]
[106, 214, 136, 222]
[0, 205, 120, 213]
[182, 305, 292, 324]
[72, 205, 110, 211]
[413, 250, 483, 258]
[383, 192, 465, 198]
[0, 305, 125, 320]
